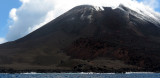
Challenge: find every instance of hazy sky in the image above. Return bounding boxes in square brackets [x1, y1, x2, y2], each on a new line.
[0, 0, 160, 44]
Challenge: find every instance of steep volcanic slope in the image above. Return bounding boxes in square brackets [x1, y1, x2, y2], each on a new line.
[0, 5, 160, 72]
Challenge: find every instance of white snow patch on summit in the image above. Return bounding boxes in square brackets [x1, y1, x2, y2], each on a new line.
[80, 14, 85, 20]
[87, 15, 92, 23]
[94, 6, 104, 11]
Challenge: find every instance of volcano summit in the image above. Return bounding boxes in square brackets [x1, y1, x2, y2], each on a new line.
[0, 5, 160, 73]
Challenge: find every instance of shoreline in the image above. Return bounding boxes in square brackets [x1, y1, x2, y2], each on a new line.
[0, 71, 158, 74]
[0, 72, 158, 74]
[0, 68, 159, 74]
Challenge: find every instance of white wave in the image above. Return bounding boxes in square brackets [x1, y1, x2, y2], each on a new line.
[125, 72, 154, 74]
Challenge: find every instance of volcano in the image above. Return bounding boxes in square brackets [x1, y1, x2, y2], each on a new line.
[0, 5, 160, 73]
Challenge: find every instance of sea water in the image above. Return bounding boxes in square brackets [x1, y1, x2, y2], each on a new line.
[0, 72, 160, 78]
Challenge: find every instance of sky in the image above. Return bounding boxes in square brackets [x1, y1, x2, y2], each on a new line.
[0, 0, 21, 36]
[0, 0, 21, 43]
[0, 0, 160, 44]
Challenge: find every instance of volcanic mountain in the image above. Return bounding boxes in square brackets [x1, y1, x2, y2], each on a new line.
[0, 4, 160, 73]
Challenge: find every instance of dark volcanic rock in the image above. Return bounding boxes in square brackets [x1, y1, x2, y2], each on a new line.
[0, 5, 160, 72]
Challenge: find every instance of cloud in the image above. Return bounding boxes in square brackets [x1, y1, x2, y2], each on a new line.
[0, 38, 6, 44]
[9, 8, 18, 21]
[7, 0, 56, 41]
[140, 0, 159, 10]
[6, 0, 160, 41]
[20, 0, 30, 3]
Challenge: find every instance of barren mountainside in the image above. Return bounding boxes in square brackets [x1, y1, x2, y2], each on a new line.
[0, 5, 160, 73]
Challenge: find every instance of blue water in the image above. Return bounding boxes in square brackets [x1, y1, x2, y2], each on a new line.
[0, 73, 160, 78]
